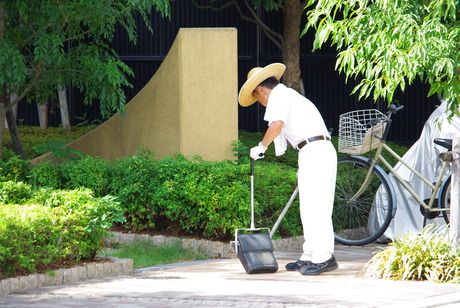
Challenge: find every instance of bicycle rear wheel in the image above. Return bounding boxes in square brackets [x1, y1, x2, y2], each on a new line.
[334, 156, 394, 246]
[439, 175, 451, 223]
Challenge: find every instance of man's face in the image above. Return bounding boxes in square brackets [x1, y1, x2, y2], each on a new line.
[252, 86, 269, 107]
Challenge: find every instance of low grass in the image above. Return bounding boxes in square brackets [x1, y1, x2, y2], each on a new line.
[103, 240, 210, 269]
[364, 225, 460, 283]
[2, 125, 96, 160]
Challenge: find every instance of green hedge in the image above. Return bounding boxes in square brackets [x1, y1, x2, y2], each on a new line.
[0, 183, 125, 277]
[106, 155, 301, 239]
[28, 154, 302, 240]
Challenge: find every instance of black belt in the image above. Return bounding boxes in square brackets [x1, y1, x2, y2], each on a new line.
[297, 135, 330, 150]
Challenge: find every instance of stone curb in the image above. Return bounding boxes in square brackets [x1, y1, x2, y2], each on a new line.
[106, 232, 304, 258]
[0, 257, 133, 297]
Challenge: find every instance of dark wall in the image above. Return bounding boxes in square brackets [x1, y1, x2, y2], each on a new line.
[17, 0, 439, 144]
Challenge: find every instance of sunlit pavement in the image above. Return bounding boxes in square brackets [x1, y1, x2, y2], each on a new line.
[1, 244, 460, 308]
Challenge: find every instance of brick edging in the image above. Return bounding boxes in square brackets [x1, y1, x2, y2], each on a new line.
[0, 257, 133, 297]
[1, 232, 303, 296]
[106, 232, 304, 258]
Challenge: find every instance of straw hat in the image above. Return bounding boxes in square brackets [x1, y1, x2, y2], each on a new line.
[238, 63, 286, 107]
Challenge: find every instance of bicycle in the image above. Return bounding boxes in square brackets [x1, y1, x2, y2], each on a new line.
[334, 105, 453, 246]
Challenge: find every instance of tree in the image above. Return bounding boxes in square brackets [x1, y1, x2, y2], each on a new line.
[0, 0, 171, 160]
[193, 0, 307, 92]
[304, 0, 460, 116]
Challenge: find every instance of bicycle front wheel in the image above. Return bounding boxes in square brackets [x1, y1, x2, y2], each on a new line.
[334, 156, 394, 246]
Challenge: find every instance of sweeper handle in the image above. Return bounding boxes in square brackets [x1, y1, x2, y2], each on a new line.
[250, 159, 256, 229]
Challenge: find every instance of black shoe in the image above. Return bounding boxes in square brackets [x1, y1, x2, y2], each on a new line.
[298, 256, 338, 275]
[285, 260, 312, 271]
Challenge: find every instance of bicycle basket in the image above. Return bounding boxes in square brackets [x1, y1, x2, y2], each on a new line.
[338, 109, 388, 154]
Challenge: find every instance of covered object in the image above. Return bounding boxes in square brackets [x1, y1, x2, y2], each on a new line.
[378, 101, 460, 240]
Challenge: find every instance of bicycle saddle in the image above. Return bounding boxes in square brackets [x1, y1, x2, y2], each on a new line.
[434, 138, 452, 151]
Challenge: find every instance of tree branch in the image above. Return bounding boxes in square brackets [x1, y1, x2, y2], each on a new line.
[243, 0, 283, 49]
[9, 63, 43, 108]
[192, 0, 237, 11]
[192, 0, 283, 50]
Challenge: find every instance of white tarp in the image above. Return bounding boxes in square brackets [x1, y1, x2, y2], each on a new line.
[378, 101, 460, 240]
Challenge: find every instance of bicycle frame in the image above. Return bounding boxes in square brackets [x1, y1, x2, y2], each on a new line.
[352, 122, 451, 214]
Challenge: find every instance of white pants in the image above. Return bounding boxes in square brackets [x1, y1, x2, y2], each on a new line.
[298, 140, 337, 263]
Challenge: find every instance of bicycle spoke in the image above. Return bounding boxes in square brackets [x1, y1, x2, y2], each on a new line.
[333, 157, 393, 245]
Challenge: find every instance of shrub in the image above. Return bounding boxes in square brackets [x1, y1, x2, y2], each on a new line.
[153, 157, 251, 239]
[0, 181, 34, 204]
[0, 156, 31, 182]
[26, 153, 302, 240]
[61, 156, 109, 195]
[364, 225, 460, 283]
[107, 153, 161, 230]
[107, 155, 301, 240]
[254, 161, 301, 237]
[28, 161, 62, 188]
[0, 188, 125, 277]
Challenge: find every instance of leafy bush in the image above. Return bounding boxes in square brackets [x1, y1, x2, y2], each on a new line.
[0, 156, 31, 182]
[28, 161, 62, 188]
[26, 153, 302, 240]
[61, 156, 109, 194]
[0, 181, 34, 204]
[254, 161, 301, 237]
[238, 130, 299, 168]
[106, 153, 302, 239]
[364, 225, 460, 283]
[0, 187, 125, 277]
[106, 154, 253, 238]
[107, 153, 161, 230]
[152, 156, 251, 238]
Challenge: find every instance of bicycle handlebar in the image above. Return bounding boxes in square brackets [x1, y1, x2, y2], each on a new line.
[386, 104, 404, 117]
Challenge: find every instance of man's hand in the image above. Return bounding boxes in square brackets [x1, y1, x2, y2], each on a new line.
[250, 142, 267, 160]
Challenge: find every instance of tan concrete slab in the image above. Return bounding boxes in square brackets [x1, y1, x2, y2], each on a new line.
[32, 28, 238, 164]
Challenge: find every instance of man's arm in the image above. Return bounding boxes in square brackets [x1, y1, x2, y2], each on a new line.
[260, 120, 284, 148]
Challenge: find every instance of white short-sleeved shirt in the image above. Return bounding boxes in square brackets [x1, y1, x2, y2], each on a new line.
[264, 84, 329, 155]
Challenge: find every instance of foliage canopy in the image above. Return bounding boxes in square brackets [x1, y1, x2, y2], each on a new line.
[0, 0, 171, 117]
[304, 0, 460, 116]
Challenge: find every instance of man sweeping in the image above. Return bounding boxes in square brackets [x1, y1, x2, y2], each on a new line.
[238, 63, 338, 275]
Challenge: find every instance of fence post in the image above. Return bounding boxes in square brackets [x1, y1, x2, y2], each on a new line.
[450, 137, 460, 247]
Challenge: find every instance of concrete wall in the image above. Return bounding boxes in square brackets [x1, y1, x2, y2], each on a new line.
[33, 28, 238, 163]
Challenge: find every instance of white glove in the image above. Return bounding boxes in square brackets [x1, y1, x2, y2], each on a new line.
[250, 142, 267, 160]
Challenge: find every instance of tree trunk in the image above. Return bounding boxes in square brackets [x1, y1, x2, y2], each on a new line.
[37, 102, 49, 129]
[6, 108, 23, 158]
[281, 0, 303, 92]
[0, 98, 5, 161]
[5, 94, 17, 128]
[58, 87, 71, 128]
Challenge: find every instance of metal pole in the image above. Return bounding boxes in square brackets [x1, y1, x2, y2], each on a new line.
[450, 137, 460, 247]
[270, 187, 299, 238]
[250, 159, 255, 229]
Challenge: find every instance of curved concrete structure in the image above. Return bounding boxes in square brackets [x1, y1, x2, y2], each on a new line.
[34, 28, 238, 163]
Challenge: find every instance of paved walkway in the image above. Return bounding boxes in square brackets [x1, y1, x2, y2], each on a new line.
[1, 244, 460, 307]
